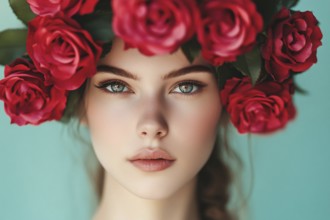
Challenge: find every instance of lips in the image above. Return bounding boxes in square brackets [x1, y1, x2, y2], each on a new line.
[128, 148, 176, 172]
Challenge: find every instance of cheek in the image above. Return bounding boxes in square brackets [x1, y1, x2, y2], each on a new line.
[84, 94, 135, 168]
[169, 94, 222, 169]
[172, 94, 221, 144]
[88, 102, 123, 140]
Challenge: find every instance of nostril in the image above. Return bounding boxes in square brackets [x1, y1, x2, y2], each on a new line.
[139, 130, 166, 138]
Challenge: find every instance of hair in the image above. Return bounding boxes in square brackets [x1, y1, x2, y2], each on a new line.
[197, 111, 245, 220]
[66, 50, 247, 220]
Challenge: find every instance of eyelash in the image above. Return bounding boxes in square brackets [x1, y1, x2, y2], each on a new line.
[95, 80, 206, 95]
[95, 79, 132, 94]
[171, 80, 206, 95]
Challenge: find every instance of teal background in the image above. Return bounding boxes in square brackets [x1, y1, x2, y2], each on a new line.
[0, 1, 329, 220]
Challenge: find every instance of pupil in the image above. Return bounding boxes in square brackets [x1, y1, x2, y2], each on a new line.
[180, 84, 193, 93]
[111, 84, 124, 92]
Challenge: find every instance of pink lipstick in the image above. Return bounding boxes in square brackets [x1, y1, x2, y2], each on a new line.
[129, 149, 175, 172]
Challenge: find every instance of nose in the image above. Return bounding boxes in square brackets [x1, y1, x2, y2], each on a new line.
[138, 122, 168, 138]
[136, 98, 168, 140]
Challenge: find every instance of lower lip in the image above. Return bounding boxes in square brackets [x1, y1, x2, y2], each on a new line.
[130, 159, 175, 172]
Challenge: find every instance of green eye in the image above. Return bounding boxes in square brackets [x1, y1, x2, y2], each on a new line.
[96, 80, 130, 93]
[108, 82, 126, 93]
[172, 81, 204, 94]
[179, 84, 195, 93]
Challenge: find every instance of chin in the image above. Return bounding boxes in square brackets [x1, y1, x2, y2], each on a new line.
[124, 176, 197, 200]
[133, 188, 177, 200]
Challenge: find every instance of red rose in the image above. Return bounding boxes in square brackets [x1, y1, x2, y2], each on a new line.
[220, 77, 296, 134]
[26, 14, 102, 90]
[0, 59, 67, 126]
[262, 8, 323, 82]
[27, 0, 99, 17]
[197, 0, 263, 65]
[112, 0, 199, 55]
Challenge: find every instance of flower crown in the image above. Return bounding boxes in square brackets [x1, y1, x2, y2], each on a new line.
[0, 0, 323, 134]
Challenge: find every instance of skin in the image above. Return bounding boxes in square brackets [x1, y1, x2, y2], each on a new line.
[83, 38, 222, 220]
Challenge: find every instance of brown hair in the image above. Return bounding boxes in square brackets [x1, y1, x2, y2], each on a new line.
[197, 112, 244, 220]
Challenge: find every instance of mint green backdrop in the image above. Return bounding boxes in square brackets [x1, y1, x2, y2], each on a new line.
[0, 1, 329, 220]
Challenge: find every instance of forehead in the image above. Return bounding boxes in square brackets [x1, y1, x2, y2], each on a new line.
[97, 38, 210, 78]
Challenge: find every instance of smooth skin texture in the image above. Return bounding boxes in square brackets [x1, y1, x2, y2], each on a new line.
[83, 38, 222, 220]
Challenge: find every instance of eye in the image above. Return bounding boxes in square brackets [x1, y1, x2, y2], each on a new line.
[172, 81, 205, 94]
[95, 80, 131, 93]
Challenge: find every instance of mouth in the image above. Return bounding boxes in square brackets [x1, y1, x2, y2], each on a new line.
[128, 149, 176, 172]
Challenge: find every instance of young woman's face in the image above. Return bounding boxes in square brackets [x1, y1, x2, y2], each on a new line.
[84, 38, 222, 199]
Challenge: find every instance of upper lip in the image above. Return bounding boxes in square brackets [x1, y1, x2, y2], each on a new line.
[128, 148, 175, 161]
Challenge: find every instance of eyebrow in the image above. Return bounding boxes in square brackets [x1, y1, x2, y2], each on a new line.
[163, 65, 214, 80]
[97, 65, 139, 80]
[96, 64, 214, 80]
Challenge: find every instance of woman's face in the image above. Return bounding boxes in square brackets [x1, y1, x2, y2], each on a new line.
[83, 38, 222, 199]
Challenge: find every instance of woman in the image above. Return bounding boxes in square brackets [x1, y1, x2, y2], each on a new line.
[82, 37, 233, 220]
[0, 0, 322, 220]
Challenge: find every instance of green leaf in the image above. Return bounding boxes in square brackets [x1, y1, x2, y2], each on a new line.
[294, 82, 308, 95]
[280, 0, 299, 8]
[100, 42, 112, 58]
[181, 37, 201, 63]
[94, 0, 111, 12]
[232, 47, 262, 85]
[0, 29, 27, 65]
[182, 43, 200, 63]
[9, 0, 36, 25]
[216, 64, 238, 89]
[253, 0, 299, 28]
[254, 0, 279, 28]
[78, 11, 114, 43]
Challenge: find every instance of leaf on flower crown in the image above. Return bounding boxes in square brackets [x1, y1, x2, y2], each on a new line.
[9, 0, 35, 25]
[232, 47, 262, 85]
[293, 82, 308, 95]
[279, 0, 300, 8]
[0, 29, 27, 65]
[78, 11, 114, 44]
[216, 64, 241, 90]
[181, 37, 201, 63]
[253, 0, 300, 28]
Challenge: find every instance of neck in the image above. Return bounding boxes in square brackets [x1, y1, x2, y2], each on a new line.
[93, 172, 200, 220]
